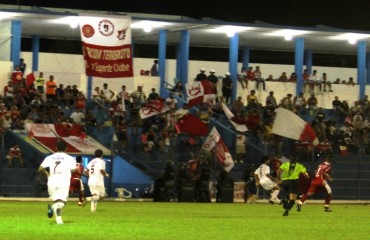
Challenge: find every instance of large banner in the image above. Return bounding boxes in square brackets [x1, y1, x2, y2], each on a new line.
[79, 16, 133, 78]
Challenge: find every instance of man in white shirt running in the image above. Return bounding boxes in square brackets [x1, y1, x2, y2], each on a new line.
[39, 141, 77, 225]
[86, 149, 109, 213]
[254, 156, 281, 204]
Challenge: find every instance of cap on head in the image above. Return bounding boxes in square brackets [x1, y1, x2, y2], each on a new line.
[225, 72, 230, 76]
[200, 68, 206, 72]
[210, 69, 215, 73]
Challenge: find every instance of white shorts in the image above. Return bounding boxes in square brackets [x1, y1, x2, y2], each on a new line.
[260, 179, 278, 191]
[89, 185, 106, 197]
[48, 184, 69, 202]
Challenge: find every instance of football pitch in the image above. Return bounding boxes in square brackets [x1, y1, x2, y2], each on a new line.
[0, 200, 369, 240]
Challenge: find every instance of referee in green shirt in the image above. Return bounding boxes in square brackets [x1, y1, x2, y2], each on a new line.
[277, 155, 309, 216]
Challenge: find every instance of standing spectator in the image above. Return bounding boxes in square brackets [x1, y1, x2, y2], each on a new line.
[11, 65, 23, 93]
[277, 154, 309, 216]
[321, 73, 333, 92]
[3, 81, 14, 108]
[117, 85, 131, 107]
[69, 156, 86, 206]
[254, 66, 266, 90]
[207, 69, 219, 96]
[222, 72, 232, 104]
[280, 94, 294, 112]
[6, 143, 24, 168]
[297, 155, 334, 212]
[19, 58, 27, 76]
[195, 68, 207, 81]
[100, 83, 115, 106]
[35, 72, 45, 93]
[45, 75, 57, 102]
[235, 133, 246, 163]
[150, 59, 159, 76]
[289, 72, 297, 82]
[86, 149, 109, 213]
[38, 141, 77, 225]
[254, 156, 281, 204]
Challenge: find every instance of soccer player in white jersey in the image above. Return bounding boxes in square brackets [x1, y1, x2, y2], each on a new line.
[86, 149, 109, 212]
[254, 156, 281, 204]
[38, 141, 77, 225]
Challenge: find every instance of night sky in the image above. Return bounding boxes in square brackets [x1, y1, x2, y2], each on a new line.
[3, 0, 370, 31]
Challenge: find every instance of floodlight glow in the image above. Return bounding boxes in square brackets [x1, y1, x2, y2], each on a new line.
[50, 16, 79, 28]
[284, 35, 293, 41]
[207, 25, 252, 34]
[131, 20, 170, 32]
[0, 12, 18, 20]
[267, 29, 310, 39]
[331, 33, 370, 44]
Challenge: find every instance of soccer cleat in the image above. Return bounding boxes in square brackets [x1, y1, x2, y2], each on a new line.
[324, 207, 332, 212]
[283, 210, 289, 216]
[47, 204, 54, 218]
[56, 216, 63, 225]
[296, 203, 302, 212]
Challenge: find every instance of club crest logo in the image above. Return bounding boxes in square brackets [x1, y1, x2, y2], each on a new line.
[98, 19, 115, 37]
[117, 27, 128, 40]
[82, 24, 95, 38]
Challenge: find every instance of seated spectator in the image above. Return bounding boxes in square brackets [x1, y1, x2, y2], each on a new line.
[307, 93, 318, 115]
[293, 92, 306, 113]
[148, 88, 159, 101]
[254, 66, 266, 91]
[288, 72, 296, 82]
[347, 77, 356, 86]
[265, 74, 275, 81]
[166, 93, 178, 110]
[232, 96, 245, 115]
[333, 78, 341, 84]
[265, 91, 277, 109]
[246, 90, 258, 109]
[6, 144, 24, 168]
[70, 108, 85, 125]
[332, 96, 342, 112]
[211, 96, 225, 118]
[321, 73, 333, 92]
[172, 82, 185, 97]
[197, 104, 212, 123]
[315, 137, 334, 159]
[141, 130, 155, 152]
[280, 94, 294, 112]
[238, 67, 248, 89]
[278, 72, 288, 82]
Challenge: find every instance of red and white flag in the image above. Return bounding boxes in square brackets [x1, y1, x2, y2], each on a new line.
[79, 16, 133, 78]
[175, 113, 208, 137]
[272, 107, 319, 145]
[25, 72, 36, 88]
[202, 127, 234, 172]
[186, 80, 217, 107]
[222, 102, 248, 132]
[139, 98, 170, 119]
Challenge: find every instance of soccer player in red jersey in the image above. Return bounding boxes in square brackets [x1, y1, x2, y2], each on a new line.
[69, 156, 86, 206]
[297, 155, 333, 212]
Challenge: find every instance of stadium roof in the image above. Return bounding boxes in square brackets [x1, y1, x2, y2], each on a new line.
[1, 4, 370, 55]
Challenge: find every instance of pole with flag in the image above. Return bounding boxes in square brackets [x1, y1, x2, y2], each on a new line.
[202, 126, 234, 172]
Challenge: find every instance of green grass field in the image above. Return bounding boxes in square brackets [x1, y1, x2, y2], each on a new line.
[0, 201, 369, 240]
